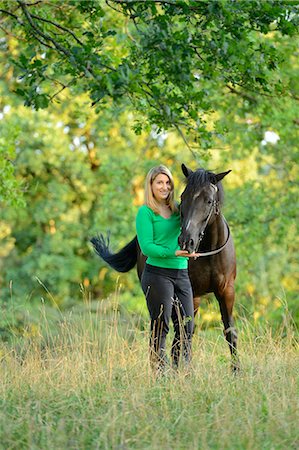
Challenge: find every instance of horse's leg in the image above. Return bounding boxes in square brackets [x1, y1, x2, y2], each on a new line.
[192, 296, 200, 335]
[193, 296, 200, 316]
[215, 283, 239, 372]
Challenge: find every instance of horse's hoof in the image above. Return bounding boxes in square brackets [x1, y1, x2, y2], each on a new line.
[231, 362, 241, 374]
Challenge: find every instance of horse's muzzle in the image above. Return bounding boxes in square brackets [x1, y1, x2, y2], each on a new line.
[178, 233, 196, 254]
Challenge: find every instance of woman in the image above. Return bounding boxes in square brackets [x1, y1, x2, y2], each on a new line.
[136, 165, 198, 373]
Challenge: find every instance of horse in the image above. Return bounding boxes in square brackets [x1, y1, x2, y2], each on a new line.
[91, 164, 239, 371]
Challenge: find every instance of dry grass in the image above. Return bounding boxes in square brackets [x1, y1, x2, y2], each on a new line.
[0, 297, 298, 450]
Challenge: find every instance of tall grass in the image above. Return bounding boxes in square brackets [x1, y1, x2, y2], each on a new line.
[0, 295, 298, 450]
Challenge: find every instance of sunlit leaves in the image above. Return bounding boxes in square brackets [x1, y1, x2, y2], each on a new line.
[0, 0, 298, 144]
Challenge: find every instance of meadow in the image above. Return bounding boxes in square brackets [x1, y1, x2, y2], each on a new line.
[0, 295, 298, 450]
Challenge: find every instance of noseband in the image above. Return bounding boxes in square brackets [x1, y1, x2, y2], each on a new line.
[193, 184, 230, 257]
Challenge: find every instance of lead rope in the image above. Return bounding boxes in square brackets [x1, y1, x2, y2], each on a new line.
[195, 218, 231, 257]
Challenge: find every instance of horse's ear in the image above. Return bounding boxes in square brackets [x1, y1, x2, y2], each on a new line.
[215, 170, 231, 183]
[181, 163, 193, 178]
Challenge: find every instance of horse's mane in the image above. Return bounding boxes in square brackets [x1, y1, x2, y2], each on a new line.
[185, 169, 225, 205]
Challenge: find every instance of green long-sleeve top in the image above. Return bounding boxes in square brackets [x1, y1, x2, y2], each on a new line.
[136, 205, 188, 269]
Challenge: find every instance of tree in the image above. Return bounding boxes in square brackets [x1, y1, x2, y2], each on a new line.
[0, 82, 188, 305]
[0, 0, 298, 142]
[0, 1, 298, 328]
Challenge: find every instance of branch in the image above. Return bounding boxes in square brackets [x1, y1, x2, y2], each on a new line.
[105, 0, 125, 15]
[47, 74, 85, 101]
[24, 1, 43, 5]
[125, 16, 137, 42]
[48, 84, 68, 101]
[190, 45, 205, 62]
[0, 8, 24, 25]
[0, 24, 27, 41]
[110, 0, 202, 13]
[111, 0, 177, 5]
[29, 32, 55, 51]
[29, 13, 84, 46]
[17, 1, 117, 78]
[226, 78, 289, 100]
[174, 124, 198, 159]
[16, 0, 71, 57]
[226, 84, 257, 103]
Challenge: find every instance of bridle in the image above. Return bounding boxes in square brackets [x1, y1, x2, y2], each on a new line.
[183, 183, 231, 257]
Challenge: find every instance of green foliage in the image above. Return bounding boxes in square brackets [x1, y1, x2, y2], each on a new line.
[0, 0, 298, 140]
[0, 2, 298, 330]
[209, 32, 299, 325]
[0, 102, 25, 206]
[0, 91, 185, 304]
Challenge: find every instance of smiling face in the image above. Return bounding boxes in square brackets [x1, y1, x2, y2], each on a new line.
[151, 173, 172, 204]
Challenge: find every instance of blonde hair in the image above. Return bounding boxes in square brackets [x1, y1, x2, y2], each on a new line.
[144, 165, 178, 214]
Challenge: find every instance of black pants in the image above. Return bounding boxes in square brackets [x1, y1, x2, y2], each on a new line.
[141, 264, 194, 368]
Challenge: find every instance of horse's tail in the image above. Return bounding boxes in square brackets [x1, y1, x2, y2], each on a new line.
[90, 233, 138, 272]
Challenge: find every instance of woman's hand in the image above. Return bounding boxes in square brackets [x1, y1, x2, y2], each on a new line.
[175, 250, 200, 258]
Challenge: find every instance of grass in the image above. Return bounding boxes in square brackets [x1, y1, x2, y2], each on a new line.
[0, 296, 298, 450]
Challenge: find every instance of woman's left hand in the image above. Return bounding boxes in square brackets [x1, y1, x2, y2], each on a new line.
[175, 250, 200, 258]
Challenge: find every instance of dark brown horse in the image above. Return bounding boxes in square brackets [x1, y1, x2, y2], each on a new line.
[91, 164, 239, 370]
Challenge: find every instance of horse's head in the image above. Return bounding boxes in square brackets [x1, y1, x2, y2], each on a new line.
[178, 164, 231, 253]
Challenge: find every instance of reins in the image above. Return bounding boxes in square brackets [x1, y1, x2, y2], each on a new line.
[195, 217, 230, 257]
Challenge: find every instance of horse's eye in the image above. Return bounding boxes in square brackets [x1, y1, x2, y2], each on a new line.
[207, 200, 212, 205]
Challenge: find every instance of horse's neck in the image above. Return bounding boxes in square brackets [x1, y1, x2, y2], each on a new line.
[202, 215, 226, 249]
